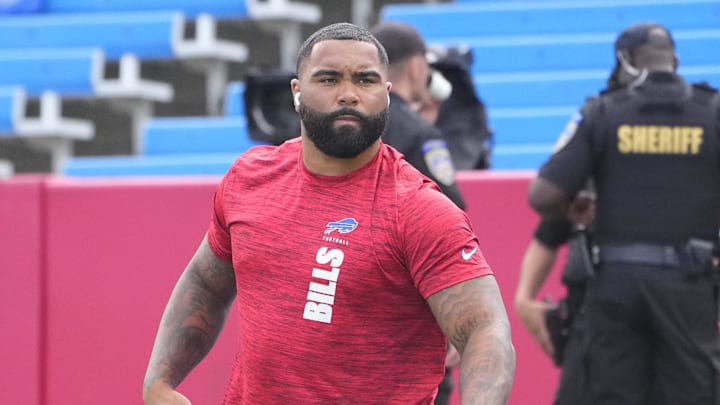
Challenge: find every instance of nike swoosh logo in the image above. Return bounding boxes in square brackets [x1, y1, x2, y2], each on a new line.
[461, 246, 478, 260]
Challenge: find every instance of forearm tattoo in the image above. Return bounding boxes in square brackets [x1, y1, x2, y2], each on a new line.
[429, 277, 515, 405]
[145, 244, 237, 389]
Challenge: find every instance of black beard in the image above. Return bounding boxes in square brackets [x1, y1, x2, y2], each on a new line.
[299, 104, 388, 158]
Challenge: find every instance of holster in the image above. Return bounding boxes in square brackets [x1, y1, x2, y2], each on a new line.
[562, 226, 596, 286]
[545, 298, 572, 367]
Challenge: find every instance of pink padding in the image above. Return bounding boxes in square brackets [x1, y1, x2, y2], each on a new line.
[452, 170, 566, 405]
[0, 176, 44, 405]
[43, 177, 237, 405]
[1, 172, 567, 405]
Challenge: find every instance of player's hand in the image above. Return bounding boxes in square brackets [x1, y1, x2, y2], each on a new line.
[515, 298, 554, 359]
[143, 381, 192, 405]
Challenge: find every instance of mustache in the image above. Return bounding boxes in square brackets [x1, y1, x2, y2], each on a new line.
[327, 108, 367, 121]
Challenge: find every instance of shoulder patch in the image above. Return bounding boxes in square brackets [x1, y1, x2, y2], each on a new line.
[552, 111, 582, 154]
[421, 139, 456, 186]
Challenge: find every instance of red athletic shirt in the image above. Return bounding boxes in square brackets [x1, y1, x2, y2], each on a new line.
[208, 138, 493, 404]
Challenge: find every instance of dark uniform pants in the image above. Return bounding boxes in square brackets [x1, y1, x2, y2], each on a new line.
[554, 308, 587, 405]
[579, 264, 719, 405]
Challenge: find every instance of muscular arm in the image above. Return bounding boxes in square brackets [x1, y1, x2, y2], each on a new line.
[528, 177, 571, 219]
[428, 276, 515, 405]
[143, 235, 237, 403]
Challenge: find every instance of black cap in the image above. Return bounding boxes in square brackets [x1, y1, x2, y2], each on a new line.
[371, 22, 426, 64]
[614, 22, 675, 53]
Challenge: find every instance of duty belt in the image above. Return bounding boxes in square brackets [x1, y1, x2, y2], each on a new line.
[598, 243, 681, 268]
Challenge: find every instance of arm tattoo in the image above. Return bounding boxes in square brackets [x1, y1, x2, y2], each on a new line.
[428, 276, 516, 405]
[144, 237, 237, 390]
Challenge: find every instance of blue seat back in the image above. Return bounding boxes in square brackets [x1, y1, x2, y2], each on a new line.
[62, 153, 243, 176]
[0, 11, 179, 60]
[143, 116, 266, 155]
[44, 0, 248, 18]
[382, 0, 720, 38]
[0, 0, 44, 14]
[476, 67, 720, 108]
[0, 86, 21, 133]
[458, 31, 720, 74]
[224, 81, 245, 117]
[0, 48, 99, 96]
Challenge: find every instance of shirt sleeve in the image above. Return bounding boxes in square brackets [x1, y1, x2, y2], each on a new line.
[533, 217, 573, 248]
[207, 170, 233, 262]
[399, 182, 493, 299]
[538, 98, 602, 195]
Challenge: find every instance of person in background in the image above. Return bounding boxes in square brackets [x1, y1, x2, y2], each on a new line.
[371, 21, 466, 211]
[143, 22, 515, 405]
[528, 22, 720, 404]
[515, 190, 595, 405]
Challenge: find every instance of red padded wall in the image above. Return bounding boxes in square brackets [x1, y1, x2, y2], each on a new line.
[0, 172, 567, 404]
[0, 176, 44, 405]
[43, 177, 237, 405]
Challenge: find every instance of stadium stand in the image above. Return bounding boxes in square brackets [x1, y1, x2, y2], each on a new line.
[0, 86, 93, 173]
[0, 11, 246, 116]
[381, 0, 720, 169]
[0, 47, 172, 155]
[39, 0, 323, 81]
[0, 0, 321, 174]
[62, 82, 268, 176]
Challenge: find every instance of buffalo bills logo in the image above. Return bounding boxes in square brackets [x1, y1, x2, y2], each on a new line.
[325, 218, 358, 234]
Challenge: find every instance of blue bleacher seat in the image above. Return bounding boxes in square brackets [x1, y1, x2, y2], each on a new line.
[488, 107, 575, 145]
[490, 143, 554, 170]
[450, 31, 720, 74]
[224, 81, 245, 117]
[475, 66, 720, 108]
[143, 116, 264, 155]
[62, 110, 269, 176]
[0, 86, 22, 134]
[43, 0, 248, 19]
[381, 0, 720, 170]
[0, 12, 182, 60]
[0, 47, 101, 96]
[0, 0, 43, 14]
[382, 0, 720, 39]
[62, 152, 245, 177]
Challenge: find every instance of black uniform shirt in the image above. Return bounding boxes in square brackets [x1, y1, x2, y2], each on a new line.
[383, 92, 466, 210]
[538, 72, 720, 244]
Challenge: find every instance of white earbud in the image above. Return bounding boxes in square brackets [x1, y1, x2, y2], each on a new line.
[294, 92, 301, 107]
[387, 93, 391, 107]
[428, 69, 452, 102]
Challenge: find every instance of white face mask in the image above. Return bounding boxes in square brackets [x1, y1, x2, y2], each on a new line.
[616, 50, 649, 84]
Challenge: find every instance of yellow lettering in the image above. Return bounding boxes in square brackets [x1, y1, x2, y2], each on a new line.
[681, 127, 693, 153]
[673, 126, 682, 153]
[633, 126, 647, 153]
[646, 126, 659, 153]
[617, 125, 633, 153]
[690, 128, 703, 154]
[615, 125, 704, 155]
[658, 127, 672, 153]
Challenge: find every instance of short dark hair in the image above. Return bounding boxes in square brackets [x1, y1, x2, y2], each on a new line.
[296, 22, 389, 75]
[614, 22, 674, 54]
[371, 22, 426, 65]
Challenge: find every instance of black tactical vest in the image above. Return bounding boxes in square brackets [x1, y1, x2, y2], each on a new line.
[591, 73, 720, 244]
